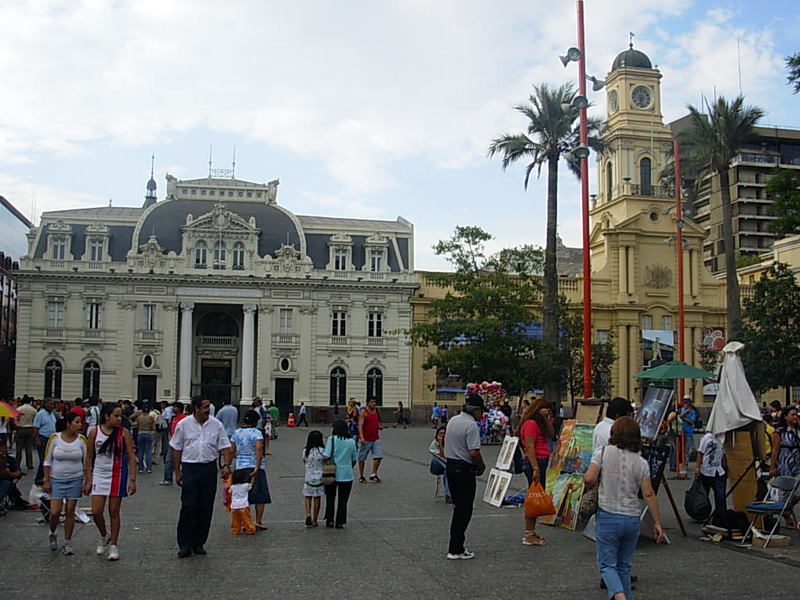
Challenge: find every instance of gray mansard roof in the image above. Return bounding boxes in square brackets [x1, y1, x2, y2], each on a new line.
[31, 176, 413, 271]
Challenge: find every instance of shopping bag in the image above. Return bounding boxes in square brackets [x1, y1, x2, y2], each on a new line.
[524, 480, 555, 519]
[684, 477, 712, 521]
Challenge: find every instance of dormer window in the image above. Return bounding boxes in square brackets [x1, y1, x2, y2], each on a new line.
[334, 248, 348, 270]
[232, 243, 245, 270]
[51, 237, 66, 260]
[369, 250, 383, 272]
[89, 238, 104, 262]
[213, 241, 226, 269]
[195, 241, 208, 268]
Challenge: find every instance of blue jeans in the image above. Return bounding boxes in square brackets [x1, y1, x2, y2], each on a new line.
[596, 509, 640, 599]
[430, 456, 450, 496]
[138, 433, 154, 471]
[163, 444, 174, 482]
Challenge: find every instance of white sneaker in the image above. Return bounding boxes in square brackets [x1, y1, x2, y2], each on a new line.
[96, 535, 110, 555]
[62, 540, 74, 556]
[48, 531, 58, 551]
[107, 544, 119, 561]
[446, 550, 475, 560]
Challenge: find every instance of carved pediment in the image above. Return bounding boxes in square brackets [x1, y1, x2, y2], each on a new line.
[182, 202, 260, 236]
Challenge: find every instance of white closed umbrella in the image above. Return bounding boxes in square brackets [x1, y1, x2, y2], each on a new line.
[707, 341, 762, 437]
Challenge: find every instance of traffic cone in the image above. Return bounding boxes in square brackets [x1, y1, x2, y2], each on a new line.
[287, 412, 296, 427]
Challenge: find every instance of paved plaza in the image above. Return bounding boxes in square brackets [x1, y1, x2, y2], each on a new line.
[2, 425, 800, 599]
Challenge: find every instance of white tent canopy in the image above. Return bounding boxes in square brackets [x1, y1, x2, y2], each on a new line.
[707, 341, 762, 436]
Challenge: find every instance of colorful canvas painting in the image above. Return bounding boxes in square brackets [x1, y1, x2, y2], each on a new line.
[562, 424, 594, 474]
[558, 473, 586, 531]
[539, 473, 570, 526]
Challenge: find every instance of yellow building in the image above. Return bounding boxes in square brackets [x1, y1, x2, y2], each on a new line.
[411, 45, 728, 410]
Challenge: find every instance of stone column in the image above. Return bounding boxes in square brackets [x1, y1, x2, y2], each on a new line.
[241, 304, 257, 405]
[617, 324, 629, 399]
[178, 302, 194, 403]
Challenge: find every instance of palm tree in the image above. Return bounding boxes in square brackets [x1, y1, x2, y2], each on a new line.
[679, 96, 764, 337]
[488, 82, 603, 403]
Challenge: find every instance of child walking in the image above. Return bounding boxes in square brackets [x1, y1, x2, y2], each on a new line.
[303, 430, 326, 527]
[230, 469, 256, 535]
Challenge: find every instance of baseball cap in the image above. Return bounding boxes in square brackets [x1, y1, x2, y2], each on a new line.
[465, 393, 486, 410]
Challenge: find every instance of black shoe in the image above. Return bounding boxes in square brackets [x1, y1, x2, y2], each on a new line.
[305, 516, 313, 527]
[326, 521, 334, 528]
[177, 548, 192, 559]
[335, 524, 345, 529]
[192, 545, 207, 555]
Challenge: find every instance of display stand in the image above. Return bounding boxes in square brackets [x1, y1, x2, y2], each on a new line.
[641, 443, 686, 538]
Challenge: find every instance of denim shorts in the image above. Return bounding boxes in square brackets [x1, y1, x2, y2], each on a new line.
[357, 440, 383, 461]
[50, 476, 84, 500]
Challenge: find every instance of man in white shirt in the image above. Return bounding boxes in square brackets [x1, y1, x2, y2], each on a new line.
[695, 432, 727, 524]
[215, 398, 239, 438]
[592, 397, 633, 452]
[170, 396, 232, 559]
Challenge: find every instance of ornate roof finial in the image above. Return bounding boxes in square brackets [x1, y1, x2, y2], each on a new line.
[629, 31, 635, 50]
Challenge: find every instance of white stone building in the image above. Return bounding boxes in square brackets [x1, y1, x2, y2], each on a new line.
[15, 172, 416, 417]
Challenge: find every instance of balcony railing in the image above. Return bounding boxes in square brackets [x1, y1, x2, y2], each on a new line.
[273, 333, 298, 345]
[628, 183, 672, 198]
[199, 336, 236, 346]
[137, 329, 161, 341]
[330, 336, 348, 345]
[367, 337, 384, 346]
[84, 329, 102, 338]
[46, 328, 64, 337]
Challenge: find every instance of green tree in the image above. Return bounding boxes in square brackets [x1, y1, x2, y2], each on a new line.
[678, 96, 764, 338]
[488, 82, 604, 402]
[407, 226, 547, 395]
[766, 167, 800, 237]
[787, 52, 800, 94]
[561, 301, 617, 403]
[740, 263, 800, 401]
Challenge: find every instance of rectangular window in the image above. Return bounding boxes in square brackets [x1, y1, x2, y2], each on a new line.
[370, 251, 382, 272]
[661, 315, 673, 330]
[331, 311, 347, 337]
[144, 304, 156, 330]
[279, 308, 293, 333]
[47, 301, 64, 328]
[86, 302, 101, 329]
[51, 237, 66, 260]
[641, 315, 653, 330]
[334, 249, 348, 270]
[89, 239, 104, 262]
[368, 312, 383, 337]
[596, 329, 609, 345]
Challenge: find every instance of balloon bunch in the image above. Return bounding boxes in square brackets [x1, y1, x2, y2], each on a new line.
[465, 381, 507, 406]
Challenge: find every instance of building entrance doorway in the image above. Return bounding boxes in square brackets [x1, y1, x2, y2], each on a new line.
[274, 378, 294, 420]
[137, 375, 157, 405]
[200, 359, 233, 408]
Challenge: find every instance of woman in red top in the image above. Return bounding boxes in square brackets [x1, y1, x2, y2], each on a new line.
[517, 397, 554, 546]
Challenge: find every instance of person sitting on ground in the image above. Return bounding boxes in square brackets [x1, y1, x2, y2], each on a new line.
[0, 436, 22, 509]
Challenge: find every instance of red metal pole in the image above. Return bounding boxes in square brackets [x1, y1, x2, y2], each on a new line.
[577, 0, 592, 398]
[675, 139, 687, 477]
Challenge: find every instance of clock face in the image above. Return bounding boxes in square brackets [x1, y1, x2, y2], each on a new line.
[608, 90, 618, 113]
[631, 85, 652, 109]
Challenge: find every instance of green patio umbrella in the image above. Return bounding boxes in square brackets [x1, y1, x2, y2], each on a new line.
[634, 360, 716, 381]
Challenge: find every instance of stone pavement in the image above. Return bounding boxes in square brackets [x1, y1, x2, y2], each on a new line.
[2, 425, 799, 599]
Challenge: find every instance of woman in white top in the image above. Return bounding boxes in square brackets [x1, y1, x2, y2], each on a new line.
[584, 417, 664, 600]
[43, 412, 87, 555]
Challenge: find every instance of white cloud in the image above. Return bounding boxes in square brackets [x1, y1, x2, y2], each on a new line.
[0, 175, 104, 225]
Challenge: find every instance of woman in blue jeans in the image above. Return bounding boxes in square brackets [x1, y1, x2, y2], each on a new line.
[584, 417, 664, 600]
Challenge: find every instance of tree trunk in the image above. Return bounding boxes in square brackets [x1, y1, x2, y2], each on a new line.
[543, 155, 560, 405]
[719, 168, 741, 338]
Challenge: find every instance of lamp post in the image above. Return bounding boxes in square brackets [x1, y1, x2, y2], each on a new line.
[674, 139, 688, 478]
[560, 0, 595, 398]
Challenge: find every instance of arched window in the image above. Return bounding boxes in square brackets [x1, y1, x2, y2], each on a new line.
[330, 367, 347, 406]
[366, 367, 383, 405]
[232, 243, 245, 269]
[606, 162, 613, 200]
[195, 241, 207, 268]
[83, 361, 101, 401]
[213, 241, 226, 269]
[640, 157, 652, 196]
[44, 360, 62, 399]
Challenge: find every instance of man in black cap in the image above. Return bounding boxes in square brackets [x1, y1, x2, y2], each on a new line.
[444, 393, 486, 560]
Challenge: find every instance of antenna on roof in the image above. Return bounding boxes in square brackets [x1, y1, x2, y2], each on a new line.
[232, 146, 236, 179]
[208, 145, 213, 178]
[150, 154, 155, 179]
[737, 37, 743, 95]
[109, 198, 113, 207]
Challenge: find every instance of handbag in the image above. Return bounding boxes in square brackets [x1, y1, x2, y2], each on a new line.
[684, 476, 712, 521]
[579, 447, 602, 519]
[322, 437, 337, 486]
[524, 480, 556, 519]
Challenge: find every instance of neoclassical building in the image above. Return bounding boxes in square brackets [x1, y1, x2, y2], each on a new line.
[15, 172, 416, 416]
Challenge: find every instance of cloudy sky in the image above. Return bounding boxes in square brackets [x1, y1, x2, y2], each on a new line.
[0, 0, 797, 268]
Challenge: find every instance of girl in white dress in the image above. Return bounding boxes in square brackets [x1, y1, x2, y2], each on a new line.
[302, 430, 326, 527]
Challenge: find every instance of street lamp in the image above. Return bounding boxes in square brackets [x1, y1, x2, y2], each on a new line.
[560, 0, 595, 399]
